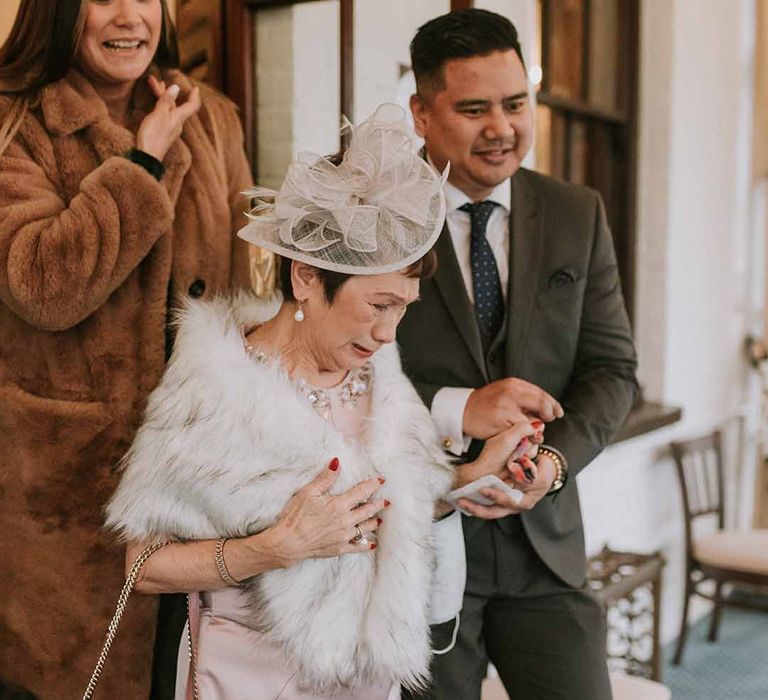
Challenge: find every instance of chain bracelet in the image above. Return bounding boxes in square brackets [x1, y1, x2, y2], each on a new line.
[81, 541, 169, 700]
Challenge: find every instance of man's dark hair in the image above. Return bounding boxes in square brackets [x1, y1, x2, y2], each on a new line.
[410, 8, 524, 97]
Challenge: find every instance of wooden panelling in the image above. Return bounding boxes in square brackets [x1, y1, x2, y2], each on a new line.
[176, 0, 222, 84]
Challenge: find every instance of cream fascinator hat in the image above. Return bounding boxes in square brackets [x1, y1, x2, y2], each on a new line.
[237, 104, 448, 275]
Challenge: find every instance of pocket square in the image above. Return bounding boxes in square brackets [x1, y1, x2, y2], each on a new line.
[548, 267, 578, 289]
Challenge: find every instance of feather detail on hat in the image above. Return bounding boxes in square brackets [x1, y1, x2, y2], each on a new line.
[238, 103, 448, 275]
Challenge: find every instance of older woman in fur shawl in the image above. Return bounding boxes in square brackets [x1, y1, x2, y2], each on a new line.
[106, 107, 541, 699]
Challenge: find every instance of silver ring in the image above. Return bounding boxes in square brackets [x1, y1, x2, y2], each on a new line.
[350, 525, 365, 544]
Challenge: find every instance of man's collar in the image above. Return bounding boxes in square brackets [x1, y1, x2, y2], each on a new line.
[426, 153, 511, 213]
[443, 176, 511, 214]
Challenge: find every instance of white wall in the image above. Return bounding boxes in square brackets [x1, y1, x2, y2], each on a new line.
[292, 0, 340, 157]
[579, 0, 759, 644]
[354, 0, 450, 122]
[253, 1, 341, 188]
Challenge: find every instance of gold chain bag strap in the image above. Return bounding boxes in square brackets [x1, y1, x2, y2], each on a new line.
[185, 592, 200, 700]
[81, 541, 169, 700]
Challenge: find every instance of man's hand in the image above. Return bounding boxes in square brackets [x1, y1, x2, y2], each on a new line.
[463, 378, 564, 440]
[457, 453, 558, 520]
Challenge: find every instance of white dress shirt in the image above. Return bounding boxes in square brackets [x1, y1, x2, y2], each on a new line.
[430, 177, 512, 456]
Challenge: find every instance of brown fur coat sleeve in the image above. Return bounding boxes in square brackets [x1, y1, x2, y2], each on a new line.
[0, 111, 175, 331]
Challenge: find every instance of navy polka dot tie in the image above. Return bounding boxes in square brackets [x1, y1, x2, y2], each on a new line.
[460, 201, 504, 339]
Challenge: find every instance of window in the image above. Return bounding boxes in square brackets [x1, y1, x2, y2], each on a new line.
[535, 0, 639, 318]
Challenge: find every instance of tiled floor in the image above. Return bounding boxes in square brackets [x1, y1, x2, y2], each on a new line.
[663, 606, 768, 700]
[452, 602, 768, 700]
[480, 605, 768, 699]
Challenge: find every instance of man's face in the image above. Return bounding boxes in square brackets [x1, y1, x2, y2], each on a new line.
[411, 49, 533, 201]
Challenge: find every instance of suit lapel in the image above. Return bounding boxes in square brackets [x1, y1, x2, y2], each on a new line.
[505, 170, 542, 376]
[432, 225, 488, 380]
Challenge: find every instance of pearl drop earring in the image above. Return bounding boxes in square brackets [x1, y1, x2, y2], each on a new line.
[294, 300, 305, 322]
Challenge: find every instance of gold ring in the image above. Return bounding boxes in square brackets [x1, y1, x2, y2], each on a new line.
[350, 525, 365, 544]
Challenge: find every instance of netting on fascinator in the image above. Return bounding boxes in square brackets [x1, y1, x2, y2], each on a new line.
[237, 103, 448, 275]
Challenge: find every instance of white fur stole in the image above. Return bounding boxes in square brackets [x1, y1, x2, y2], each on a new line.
[106, 294, 454, 693]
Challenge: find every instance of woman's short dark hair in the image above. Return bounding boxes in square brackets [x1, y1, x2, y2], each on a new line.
[410, 9, 524, 98]
[278, 249, 438, 304]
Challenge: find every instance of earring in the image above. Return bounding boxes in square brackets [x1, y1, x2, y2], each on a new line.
[294, 300, 305, 322]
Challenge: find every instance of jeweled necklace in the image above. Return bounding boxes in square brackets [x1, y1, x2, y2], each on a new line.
[296, 364, 373, 421]
[245, 342, 372, 420]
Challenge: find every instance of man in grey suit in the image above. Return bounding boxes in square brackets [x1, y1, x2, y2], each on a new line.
[397, 9, 638, 700]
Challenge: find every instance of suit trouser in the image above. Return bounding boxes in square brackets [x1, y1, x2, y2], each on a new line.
[405, 517, 612, 700]
[150, 593, 187, 700]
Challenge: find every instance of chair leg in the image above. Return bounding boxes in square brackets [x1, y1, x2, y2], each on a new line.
[708, 581, 724, 643]
[673, 571, 694, 665]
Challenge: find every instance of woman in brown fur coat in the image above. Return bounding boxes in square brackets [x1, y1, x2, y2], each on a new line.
[0, 1, 259, 697]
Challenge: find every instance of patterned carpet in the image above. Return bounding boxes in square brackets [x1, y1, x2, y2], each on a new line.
[663, 603, 768, 700]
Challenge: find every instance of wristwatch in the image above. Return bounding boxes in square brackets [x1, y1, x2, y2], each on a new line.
[537, 445, 568, 494]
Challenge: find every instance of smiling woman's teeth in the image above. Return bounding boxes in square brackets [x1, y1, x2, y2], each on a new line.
[104, 40, 142, 50]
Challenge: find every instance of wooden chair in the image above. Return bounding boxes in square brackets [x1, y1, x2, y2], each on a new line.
[670, 429, 768, 664]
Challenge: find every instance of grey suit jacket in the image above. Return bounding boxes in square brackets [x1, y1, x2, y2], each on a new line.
[397, 167, 639, 588]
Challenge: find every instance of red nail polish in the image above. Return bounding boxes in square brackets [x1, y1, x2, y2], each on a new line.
[370, 543, 377, 550]
[378, 477, 385, 485]
[531, 420, 544, 429]
[384, 499, 391, 507]
[328, 457, 339, 471]
[377, 518, 383, 526]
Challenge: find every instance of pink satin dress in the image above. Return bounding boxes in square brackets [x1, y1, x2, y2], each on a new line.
[175, 359, 400, 700]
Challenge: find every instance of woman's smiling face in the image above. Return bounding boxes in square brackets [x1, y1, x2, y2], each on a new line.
[75, 0, 163, 89]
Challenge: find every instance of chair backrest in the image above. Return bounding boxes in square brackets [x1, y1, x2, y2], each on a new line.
[670, 430, 726, 554]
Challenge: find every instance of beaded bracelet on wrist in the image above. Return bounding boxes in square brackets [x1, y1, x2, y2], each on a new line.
[537, 445, 568, 494]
